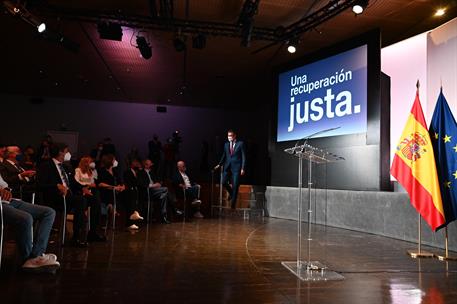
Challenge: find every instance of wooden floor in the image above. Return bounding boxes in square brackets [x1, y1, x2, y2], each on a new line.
[1, 216, 457, 304]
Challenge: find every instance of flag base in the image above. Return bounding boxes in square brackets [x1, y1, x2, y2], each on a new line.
[407, 249, 434, 258]
[436, 254, 457, 261]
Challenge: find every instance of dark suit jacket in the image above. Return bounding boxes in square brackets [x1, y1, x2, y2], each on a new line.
[137, 169, 158, 188]
[124, 169, 142, 203]
[123, 169, 141, 190]
[37, 159, 81, 206]
[172, 170, 195, 188]
[0, 160, 31, 197]
[218, 140, 246, 172]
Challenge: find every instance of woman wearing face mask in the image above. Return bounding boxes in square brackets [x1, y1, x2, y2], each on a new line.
[97, 154, 125, 227]
[74, 156, 105, 242]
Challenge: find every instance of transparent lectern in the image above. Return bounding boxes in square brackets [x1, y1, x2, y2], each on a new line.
[281, 142, 345, 281]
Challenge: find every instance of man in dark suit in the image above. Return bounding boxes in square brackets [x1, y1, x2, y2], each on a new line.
[214, 129, 246, 209]
[138, 159, 172, 224]
[0, 146, 36, 199]
[172, 160, 203, 218]
[36, 143, 88, 247]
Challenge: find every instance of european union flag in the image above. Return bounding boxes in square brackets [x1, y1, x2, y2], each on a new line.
[429, 88, 457, 228]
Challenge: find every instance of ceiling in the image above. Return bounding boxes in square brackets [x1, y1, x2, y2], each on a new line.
[1, 0, 456, 108]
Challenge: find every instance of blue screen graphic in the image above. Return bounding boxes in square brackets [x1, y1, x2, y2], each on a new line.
[277, 45, 367, 142]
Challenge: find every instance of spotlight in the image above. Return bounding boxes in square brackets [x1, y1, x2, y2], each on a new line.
[435, 8, 446, 17]
[192, 34, 206, 49]
[136, 35, 152, 59]
[173, 36, 186, 52]
[287, 37, 299, 54]
[4, 1, 47, 33]
[352, 0, 369, 15]
[97, 22, 123, 41]
[37, 22, 46, 33]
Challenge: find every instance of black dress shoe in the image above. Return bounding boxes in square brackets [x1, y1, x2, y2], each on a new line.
[69, 239, 88, 248]
[87, 233, 107, 242]
[161, 215, 171, 224]
[174, 208, 183, 216]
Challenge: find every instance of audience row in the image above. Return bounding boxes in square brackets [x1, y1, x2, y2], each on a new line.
[0, 142, 204, 274]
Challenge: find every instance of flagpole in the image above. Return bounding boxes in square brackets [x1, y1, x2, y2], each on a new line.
[408, 214, 434, 258]
[437, 227, 457, 261]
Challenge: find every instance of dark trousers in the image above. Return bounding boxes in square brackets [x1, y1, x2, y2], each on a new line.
[83, 189, 102, 234]
[126, 188, 140, 226]
[222, 169, 241, 208]
[67, 194, 87, 241]
[185, 185, 200, 201]
[148, 187, 168, 215]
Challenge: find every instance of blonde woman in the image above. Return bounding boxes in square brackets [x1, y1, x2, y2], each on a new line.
[75, 156, 105, 242]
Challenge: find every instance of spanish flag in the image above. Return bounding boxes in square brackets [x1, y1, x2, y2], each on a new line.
[391, 88, 445, 231]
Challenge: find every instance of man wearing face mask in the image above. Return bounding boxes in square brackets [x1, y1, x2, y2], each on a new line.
[0, 146, 36, 199]
[37, 143, 88, 247]
[214, 129, 246, 209]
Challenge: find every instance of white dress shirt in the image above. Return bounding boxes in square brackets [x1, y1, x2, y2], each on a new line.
[179, 171, 192, 188]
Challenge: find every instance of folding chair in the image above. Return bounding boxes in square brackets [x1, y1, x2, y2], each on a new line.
[146, 187, 151, 222]
[112, 188, 117, 229]
[61, 195, 67, 245]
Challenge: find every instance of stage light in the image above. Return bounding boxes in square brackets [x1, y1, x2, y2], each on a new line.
[287, 45, 296, 53]
[192, 34, 206, 49]
[136, 35, 152, 59]
[37, 22, 46, 33]
[97, 22, 123, 41]
[173, 36, 186, 52]
[287, 37, 299, 54]
[435, 8, 446, 17]
[352, 0, 369, 15]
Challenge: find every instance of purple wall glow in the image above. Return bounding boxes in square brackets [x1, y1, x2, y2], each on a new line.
[1, 94, 268, 183]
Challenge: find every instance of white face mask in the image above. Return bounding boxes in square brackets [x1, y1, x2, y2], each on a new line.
[64, 152, 72, 161]
[112, 160, 119, 168]
[228, 136, 234, 142]
[89, 162, 96, 169]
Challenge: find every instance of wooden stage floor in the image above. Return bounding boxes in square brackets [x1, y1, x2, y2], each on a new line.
[1, 217, 457, 304]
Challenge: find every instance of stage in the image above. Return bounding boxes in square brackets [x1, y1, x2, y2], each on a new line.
[1, 215, 456, 303]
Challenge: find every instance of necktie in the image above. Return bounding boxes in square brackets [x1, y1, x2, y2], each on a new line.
[230, 142, 234, 155]
[58, 163, 70, 187]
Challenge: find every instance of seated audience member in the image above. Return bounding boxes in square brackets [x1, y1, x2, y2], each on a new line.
[75, 156, 105, 242]
[172, 161, 204, 219]
[123, 159, 145, 229]
[1, 173, 59, 273]
[97, 154, 125, 225]
[138, 159, 172, 224]
[21, 145, 37, 170]
[36, 143, 88, 247]
[0, 146, 36, 199]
